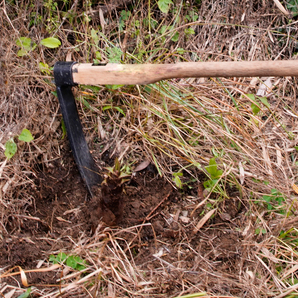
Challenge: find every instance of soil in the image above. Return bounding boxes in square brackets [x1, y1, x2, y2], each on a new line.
[0, 141, 247, 296]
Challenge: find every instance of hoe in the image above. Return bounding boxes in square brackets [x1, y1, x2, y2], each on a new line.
[53, 60, 298, 196]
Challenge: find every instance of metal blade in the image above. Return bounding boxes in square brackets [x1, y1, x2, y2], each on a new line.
[54, 62, 102, 196]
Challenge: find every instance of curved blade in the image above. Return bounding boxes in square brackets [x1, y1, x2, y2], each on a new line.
[54, 62, 102, 196]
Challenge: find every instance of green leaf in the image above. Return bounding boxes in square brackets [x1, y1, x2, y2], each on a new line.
[103, 105, 125, 116]
[262, 195, 271, 203]
[56, 252, 67, 263]
[18, 129, 33, 142]
[66, 255, 87, 270]
[172, 172, 183, 188]
[203, 179, 218, 190]
[66, 256, 77, 269]
[106, 47, 122, 63]
[49, 254, 58, 264]
[105, 84, 124, 90]
[287, 0, 298, 16]
[39, 62, 51, 75]
[73, 256, 87, 270]
[17, 288, 31, 298]
[205, 158, 223, 179]
[157, 0, 173, 13]
[246, 93, 255, 101]
[16, 37, 33, 51]
[5, 139, 17, 159]
[91, 28, 99, 45]
[93, 51, 102, 64]
[120, 10, 131, 21]
[184, 28, 195, 35]
[40, 37, 61, 48]
[251, 103, 260, 115]
[176, 48, 185, 55]
[171, 32, 179, 42]
[258, 96, 270, 108]
[114, 106, 125, 116]
[16, 37, 37, 56]
[17, 49, 29, 57]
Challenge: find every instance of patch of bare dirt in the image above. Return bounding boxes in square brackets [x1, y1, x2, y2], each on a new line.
[0, 143, 246, 296]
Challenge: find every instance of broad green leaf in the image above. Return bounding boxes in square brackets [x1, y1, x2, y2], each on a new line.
[16, 37, 37, 56]
[262, 195, 271, 203]
[65, 255, 87, 270]
[73, 255, 87, 270]
[49, 254, 58, 263]
[251, 103, 260, 115]
[258, 96, 270, 108]
[5, 139, 17, 159]
[157, 0, 173, 13]
[16, 37, 32, 51]
[205, 158, 223, 179]
[76, 264, 87, 271]
[17, 49, 28, 57]
[17, 288, 31, 298]
[66, 256, 77, 269]
[246, 93, 255, 101]
[41, 37, 61, 48]
[171, 32, 179, 42]
[18, 129, 33, 142]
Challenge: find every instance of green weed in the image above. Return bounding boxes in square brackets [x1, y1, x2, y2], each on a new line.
[5, 129, 34, 159]
[262, 188, 286, 214]
[203, 157, 223, 191]
[287, 0, 298, 16]
[172, 172, 183, 188]
[157, 0, 173, 13]
[17, 288, 31, 298]
[16, 36, 61, 57]
[49, 252, 87, 271]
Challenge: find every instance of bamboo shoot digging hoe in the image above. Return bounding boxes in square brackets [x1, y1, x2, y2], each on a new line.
[53, 60, 298, 196]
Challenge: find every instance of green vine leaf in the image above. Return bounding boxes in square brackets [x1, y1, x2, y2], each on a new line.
[40, 37, 61, 48]
[18, 129, 34, 142]
[5, 139, 17, 159]
[157, 0, 173, 13]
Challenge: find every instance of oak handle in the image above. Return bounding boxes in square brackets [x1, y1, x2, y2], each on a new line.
[72, 60, 298, 85]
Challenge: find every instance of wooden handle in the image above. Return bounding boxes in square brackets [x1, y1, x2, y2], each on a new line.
[72, 60, 298, 85]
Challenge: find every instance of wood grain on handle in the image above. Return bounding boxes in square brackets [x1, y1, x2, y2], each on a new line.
[72, 60, 298, 85]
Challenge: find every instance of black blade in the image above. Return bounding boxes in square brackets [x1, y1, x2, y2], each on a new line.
[54, 62, 102, 196]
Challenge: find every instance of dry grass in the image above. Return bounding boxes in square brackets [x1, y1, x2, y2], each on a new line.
[1, 0, 298, 297]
